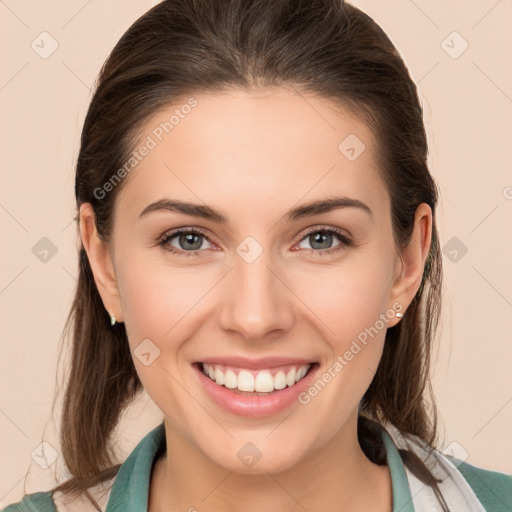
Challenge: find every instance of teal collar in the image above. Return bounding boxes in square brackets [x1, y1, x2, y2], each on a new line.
[105, 423, 165, 512]
[105, 422, 415, 512]
[381, 428, 415, 511]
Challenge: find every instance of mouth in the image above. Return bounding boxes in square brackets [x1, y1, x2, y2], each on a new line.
[191, 361, 320, 417]
[193, 361, 318, 395]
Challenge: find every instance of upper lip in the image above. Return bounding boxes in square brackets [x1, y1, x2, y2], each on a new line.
[196, 356, 317, 370]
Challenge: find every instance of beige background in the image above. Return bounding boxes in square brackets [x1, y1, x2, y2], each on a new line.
[1, 0, 511, 507]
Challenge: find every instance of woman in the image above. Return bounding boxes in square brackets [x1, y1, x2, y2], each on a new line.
[4, 0, 511, 511]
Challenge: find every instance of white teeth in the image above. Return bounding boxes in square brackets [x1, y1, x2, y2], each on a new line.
[201, 363, 311, 393]
[238, 370, 255, 392]
[224, 369, 237, 389]
[296, 366, 308, 382]
[214, 366, 225, 386]
[254, 370, 274, 392]
[286, 368, 296, 386]
[273, 370, 287, 390]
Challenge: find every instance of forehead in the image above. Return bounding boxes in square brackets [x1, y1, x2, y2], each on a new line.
[115, 87, 388, 223]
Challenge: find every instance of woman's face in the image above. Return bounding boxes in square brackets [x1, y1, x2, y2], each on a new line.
[86, 87, 430, 474]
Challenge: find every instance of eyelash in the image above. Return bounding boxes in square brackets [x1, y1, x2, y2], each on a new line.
[158, 226, 352, 258]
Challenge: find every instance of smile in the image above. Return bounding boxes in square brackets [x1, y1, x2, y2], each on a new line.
[200, 362, 313, 395]
[192, 361, 320, 417]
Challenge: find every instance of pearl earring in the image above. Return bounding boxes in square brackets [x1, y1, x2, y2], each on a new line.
[109, 311, 116, 326]
[395, 312, 403, 318]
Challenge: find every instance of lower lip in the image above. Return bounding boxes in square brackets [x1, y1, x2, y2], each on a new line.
[192, 362, 319, 417]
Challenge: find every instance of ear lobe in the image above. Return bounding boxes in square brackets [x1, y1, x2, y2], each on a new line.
[79, 203, 123, 322]
[388, 203, 433, 317]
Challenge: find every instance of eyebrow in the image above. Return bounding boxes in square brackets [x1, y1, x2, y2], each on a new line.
[138, 196, 373, 223]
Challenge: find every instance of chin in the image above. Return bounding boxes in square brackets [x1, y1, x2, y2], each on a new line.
[204, 436, 308, 475]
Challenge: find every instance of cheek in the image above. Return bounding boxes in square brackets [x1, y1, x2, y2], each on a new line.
[116, 250, 208, 343]
[291, 255, 394, 342]
[290, 247, 395, 407]
[295, 266, 392, 428]
[114, 252, 221, 405]
[114, 256, 201, 413]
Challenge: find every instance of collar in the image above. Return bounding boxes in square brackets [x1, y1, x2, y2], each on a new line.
[105, 421, 415, 512]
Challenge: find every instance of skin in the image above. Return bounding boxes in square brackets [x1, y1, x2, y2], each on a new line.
[80, 87, 432, 512]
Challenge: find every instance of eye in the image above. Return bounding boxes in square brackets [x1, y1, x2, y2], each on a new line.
[294, 227, 352, 256]
[158, 226, 352, 258]
[158, 228, 215, 257]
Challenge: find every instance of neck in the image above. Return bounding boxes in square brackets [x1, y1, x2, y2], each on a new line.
[148, 413, 392, 512]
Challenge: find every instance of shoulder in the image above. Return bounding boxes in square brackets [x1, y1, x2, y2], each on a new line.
[1, 491, 56, 511]
[379, 421, 512, 510]
[2, 478, 114, 512]
[452, 457, 512, 510]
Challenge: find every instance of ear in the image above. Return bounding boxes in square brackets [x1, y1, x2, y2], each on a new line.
[79, 202, 124, 323]
[387, 202, 432, 326]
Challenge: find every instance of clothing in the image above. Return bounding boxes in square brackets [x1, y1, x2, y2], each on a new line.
[2, 421, 511, 511]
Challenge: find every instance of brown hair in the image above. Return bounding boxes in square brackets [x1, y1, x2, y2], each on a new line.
[52, 0, 447, 508]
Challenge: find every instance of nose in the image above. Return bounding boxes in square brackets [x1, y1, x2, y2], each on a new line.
[216, 245, 295, 343]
